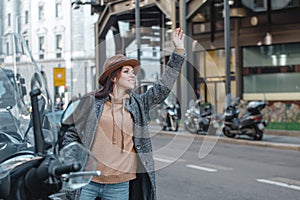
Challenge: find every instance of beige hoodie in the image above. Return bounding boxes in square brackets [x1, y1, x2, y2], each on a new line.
[91, 94, 137, 184]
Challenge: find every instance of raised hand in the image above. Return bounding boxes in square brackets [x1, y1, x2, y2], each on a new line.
[173, 27, 185, 54]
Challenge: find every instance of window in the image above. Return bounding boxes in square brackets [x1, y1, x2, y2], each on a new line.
[152, 47, 157, 57]
[25, 39, 29, 48]
[39, 36, 45, 59]
[8, 13, 11, 26]
[38, 5, 45, 20]
[23, 31, 29, 49]
[56, 34, 62, 58]
[243, 43, 300, 67]
[56, 2, 62, 18]
[243, 43, 300, 97]
[6, 42, 9, 55]
[288, 0, 300, 7]
[39, 36, 45, 51]
[254, 0, 265, 9]
[25, 11, 29, 24]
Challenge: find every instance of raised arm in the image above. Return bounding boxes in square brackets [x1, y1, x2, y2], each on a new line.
[140, 28, 185, 110]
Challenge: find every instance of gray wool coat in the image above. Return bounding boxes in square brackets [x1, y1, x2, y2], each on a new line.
[62, 51, 185, 200]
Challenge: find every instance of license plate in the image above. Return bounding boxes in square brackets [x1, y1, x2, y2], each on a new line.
[258, 123, 264, 130]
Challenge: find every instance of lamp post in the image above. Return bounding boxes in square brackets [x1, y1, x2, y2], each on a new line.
[224, 0, 231, 107]
[179, 0, 189, 113]
[135, 0, 141, 62]
[135, 0, 141, 91]
[15, 15, 24, 59]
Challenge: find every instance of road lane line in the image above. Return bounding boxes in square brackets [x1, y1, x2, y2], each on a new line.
[185, 164, 218, 172]
[202, 163, 233, 171]
[256, 179, 300, 191]
[154, 157, 173, 163]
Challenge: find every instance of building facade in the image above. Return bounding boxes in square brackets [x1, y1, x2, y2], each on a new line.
[191, 0, 300, 112]
[0, 0, 98, 108]
[91, 0, 300, 116]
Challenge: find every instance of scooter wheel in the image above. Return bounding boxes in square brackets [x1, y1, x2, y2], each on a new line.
[184, 120, 197, 134]
[253, 128, 263, 140]
[222, 127, 235, 138]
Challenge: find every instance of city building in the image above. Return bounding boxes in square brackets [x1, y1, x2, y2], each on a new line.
[0, 0, 98, 108]
[90, 0, 300, 115]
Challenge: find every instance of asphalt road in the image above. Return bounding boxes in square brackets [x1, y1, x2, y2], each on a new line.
[151, 134, 300, 200]
[149, 123, 300, 151]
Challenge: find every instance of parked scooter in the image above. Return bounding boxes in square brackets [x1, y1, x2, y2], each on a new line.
[184, 99, 217, 134]
[0, 33, 100, 200]
[222, 97, 268, 140]
[156, 96, 180, 131]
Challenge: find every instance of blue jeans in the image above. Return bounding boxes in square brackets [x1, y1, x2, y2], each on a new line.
[79, 181, 129, 200]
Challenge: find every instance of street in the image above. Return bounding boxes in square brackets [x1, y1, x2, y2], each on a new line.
[151, 134, 300, 200]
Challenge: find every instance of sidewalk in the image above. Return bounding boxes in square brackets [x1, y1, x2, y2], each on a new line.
[149, 123, 300, 152]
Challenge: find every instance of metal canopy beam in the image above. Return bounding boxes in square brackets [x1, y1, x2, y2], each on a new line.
[186, 0, 208, 20]
[95, 0, 176, 39]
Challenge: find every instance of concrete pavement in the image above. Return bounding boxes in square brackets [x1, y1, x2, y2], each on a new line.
[149, 124, 300, 152]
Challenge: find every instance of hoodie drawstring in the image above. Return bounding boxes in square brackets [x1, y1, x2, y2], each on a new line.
[121, 100, 125, 151]
[111, 100, 116, 144]
[110, 96, 127, 152]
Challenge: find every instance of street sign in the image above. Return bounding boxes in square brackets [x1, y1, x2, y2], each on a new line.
[53, 67, 66, 86]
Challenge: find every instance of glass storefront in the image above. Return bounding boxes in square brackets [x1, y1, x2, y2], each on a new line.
[243, 43, 300, 101]
[197, 49, 236, 113]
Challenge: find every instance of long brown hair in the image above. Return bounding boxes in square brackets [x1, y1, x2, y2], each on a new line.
[94, 68, 122, 99]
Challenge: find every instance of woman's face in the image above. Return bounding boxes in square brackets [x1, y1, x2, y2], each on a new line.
[114, 66, 136, 91]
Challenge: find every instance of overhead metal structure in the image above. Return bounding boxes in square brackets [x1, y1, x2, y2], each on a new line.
[91, 0, 178, 89]
[92, 0, 175, 38]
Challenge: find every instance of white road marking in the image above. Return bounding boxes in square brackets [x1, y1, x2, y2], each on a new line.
[154, 157, 174, 163]
[185, 164, 218, 172]
[256, 179, 300, 191]
[201, 163, 233, 171]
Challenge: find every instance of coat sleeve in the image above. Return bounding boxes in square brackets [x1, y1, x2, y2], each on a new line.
[140, 51, 185, 110]
[61, 126, 82, 147]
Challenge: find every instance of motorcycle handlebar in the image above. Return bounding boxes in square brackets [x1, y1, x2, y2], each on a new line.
[53, 163, 81, 176]
[24, 156, 82, 198]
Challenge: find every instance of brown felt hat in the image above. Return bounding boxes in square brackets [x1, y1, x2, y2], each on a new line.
[98, 54, 140, 85]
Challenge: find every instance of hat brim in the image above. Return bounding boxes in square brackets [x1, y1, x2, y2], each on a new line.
[99, 59, 140, 85]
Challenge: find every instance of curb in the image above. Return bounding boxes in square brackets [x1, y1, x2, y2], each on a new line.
[265, 129, 300, 137]
[209, 135, 300, 152]
[150, 129, 300, 152]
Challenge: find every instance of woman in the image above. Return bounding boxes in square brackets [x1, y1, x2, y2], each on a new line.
[63, 28, 185, 200]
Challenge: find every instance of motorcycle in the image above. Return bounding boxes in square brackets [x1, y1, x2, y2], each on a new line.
[222, 97, 268, 140]
[156, 95, 180, 131]
[184, 99, 218, 134]
[136, 82, 180, 132]
[0, 33, 100, 200]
